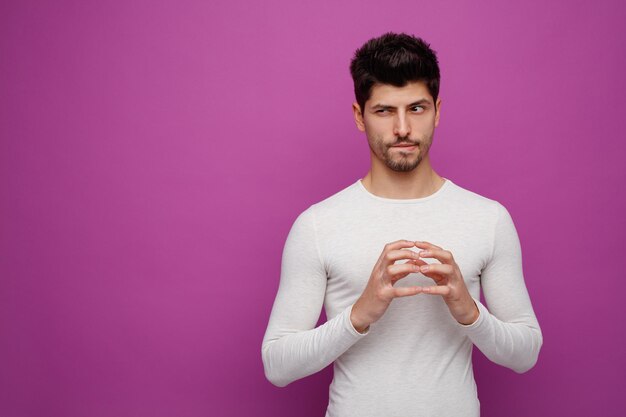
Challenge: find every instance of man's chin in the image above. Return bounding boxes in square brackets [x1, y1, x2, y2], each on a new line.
[384, 155, 422, 172]
[386, 161, 421, 172]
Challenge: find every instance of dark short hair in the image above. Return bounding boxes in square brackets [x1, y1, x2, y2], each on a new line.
[349, 32, 440, 113]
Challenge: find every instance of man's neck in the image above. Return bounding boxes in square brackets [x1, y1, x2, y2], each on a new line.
[361, 157, 445, 200]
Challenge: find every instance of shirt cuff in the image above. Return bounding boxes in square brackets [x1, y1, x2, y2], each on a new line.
[457, 297, 487, 329]
[345, 303, 370, 336]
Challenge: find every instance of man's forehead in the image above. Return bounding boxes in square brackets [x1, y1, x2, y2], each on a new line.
[368, 81, 433, 106]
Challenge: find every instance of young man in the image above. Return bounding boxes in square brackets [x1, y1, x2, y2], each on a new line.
[262, 32, 542, 417]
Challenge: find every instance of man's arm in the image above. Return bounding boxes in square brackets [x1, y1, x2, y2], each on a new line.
[261, 207, 367, 387]
[263, 207, 437, 386]
[458, 203, 543, 373]
[407, 203, 542, 373]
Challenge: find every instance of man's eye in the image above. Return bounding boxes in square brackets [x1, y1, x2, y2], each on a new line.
[411, 106, 424, 113]
[376, 109, 389, 113]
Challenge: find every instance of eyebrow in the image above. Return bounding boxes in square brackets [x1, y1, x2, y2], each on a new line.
[371, 99, 431, 109]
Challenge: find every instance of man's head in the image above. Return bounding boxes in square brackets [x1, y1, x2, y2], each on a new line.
[349, 33, 442, 173]
[350, 32, 440, 115]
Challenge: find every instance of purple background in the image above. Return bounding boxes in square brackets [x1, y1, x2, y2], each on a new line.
[2, 0, 625, 416]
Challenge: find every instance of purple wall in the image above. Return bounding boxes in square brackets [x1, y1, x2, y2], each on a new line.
[2, 0, 625, 416]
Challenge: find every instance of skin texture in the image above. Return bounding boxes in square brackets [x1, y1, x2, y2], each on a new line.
[349, 81, 479, 333]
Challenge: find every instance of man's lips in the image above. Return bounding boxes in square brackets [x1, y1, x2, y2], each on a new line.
[391, 143, 418, 150]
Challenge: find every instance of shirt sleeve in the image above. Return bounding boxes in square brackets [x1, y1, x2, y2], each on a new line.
[261, 206, 368, 387]
[458, 203, 543, 373]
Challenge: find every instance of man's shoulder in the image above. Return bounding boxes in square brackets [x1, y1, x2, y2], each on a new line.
[311, 180, 361, 209]
[294, 180, 361, 224]
[446, 180, 507, 221]
[448, 180, 501, 205]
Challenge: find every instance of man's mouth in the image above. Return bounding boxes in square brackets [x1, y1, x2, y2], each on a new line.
[391, 140, 418, 146]
[391, 142, 418, 150]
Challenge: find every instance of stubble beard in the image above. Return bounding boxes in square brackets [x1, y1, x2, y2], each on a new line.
[370, 136, 432, 173]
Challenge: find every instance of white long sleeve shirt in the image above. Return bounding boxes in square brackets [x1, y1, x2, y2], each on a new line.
[262, 178, 542, 417]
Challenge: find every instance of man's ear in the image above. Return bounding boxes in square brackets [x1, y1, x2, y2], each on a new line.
[434, 97, 442, 127]
[352, 102, 366, 132]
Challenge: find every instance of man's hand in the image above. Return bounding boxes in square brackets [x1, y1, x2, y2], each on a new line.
[350, 240, 424, 333]
[411, 241, 479, 325]
[350, 240, 480, 333]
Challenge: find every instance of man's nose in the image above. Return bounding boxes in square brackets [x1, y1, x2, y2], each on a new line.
[393, 113, 411, 137]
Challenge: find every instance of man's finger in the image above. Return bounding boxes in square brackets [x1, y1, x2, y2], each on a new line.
[419, 263, 454, 276]
[393, 286, 423, 298]
[420, 285, 451, 296]
[414, 241, 443, 251]
[387, 262, 420, 280]
[382, 249, 420, 265]
[384, 240, 417, 252]
[376, 240, 416, 265]
[417, 248, 454, 264]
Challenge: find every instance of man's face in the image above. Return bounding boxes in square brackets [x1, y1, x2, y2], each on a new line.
[353, 81, 441, 172]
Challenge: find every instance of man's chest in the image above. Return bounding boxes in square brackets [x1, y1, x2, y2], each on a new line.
[317, 210, 493, 300]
